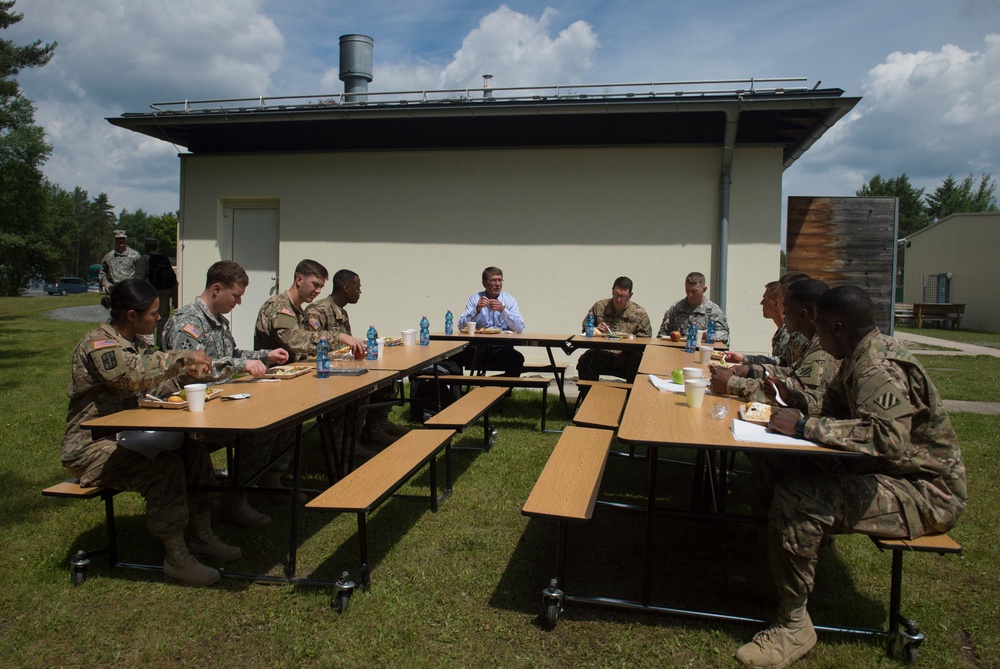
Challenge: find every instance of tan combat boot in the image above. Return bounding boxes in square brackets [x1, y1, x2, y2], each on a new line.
[216, 494, 271, 528]
[162, 534, 221, 586]
[188, 513, 242, 562]
[736, 604, 817, 668]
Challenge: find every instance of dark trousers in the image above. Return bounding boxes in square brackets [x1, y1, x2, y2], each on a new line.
[459, 344, 524, 376]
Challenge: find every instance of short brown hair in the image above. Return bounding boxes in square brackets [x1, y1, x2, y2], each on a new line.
[295, 259, 329, 281]
[482, 266, 503, 282]
[205, 261, 249, 289]
[685, 271, 706, 285]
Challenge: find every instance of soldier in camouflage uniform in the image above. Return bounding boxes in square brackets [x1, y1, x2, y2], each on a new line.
[99, 230, 144, 293]
[254, 258, 341, 360]
[307, 269, 409, 453]
[163, 261, 290, 527]
[735, 285, 967, 668]
[62, 279, 238, 587]
[655, 271, 731, 344]
[576, 276, 652, 382]
[725, 273, 811, 368]
[713, 280, 838, 415]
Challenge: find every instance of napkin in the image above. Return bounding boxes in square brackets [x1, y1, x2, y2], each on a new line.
[647, 374, 712, 394]
[731, 419, 819, 447]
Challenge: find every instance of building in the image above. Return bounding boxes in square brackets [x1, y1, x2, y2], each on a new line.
[108, 69, 858, 358]
[903, 212, 1000, 333]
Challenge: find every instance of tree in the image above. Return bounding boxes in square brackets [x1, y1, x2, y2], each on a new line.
[856, 173, 930, 238]
[0, 0, 57, 294]
[925, 173, 998, 221]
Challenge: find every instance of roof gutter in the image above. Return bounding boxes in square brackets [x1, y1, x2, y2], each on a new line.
[782, 101, 854, 168]
[717, 105, 741, 312]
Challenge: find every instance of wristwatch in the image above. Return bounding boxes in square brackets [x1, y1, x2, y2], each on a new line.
[794, 415, 808, 439]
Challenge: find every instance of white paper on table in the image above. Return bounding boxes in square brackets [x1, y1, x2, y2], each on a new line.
[647, 374, 712, 395]
[731, 419, 820, 447]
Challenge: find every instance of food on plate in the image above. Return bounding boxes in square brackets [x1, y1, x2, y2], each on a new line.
[333, 345, 352, 357]
[478, 327, 502, 334]
[742, 402, 772, 423]
[711, 351, 726, 360]
[268, 365, 302, 375]
[709, 358, 729, 368]
[669, 331, 682, 342]
[167, 396, 184, 403]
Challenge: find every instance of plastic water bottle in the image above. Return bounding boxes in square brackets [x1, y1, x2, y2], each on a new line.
[685, 323, 697, 353]
[367, 325, 378, 361]
[316, 336, 330, 378]
[705, 319, 716, 345]
[444, 310, 453, 335]
[585, 312, 595, 338]
[419, 316, 430, 346]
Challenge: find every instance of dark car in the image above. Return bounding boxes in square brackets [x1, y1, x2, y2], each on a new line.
[44, 276, 89, 295]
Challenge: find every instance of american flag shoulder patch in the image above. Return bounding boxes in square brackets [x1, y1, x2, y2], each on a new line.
[279, 308, 295, 317]
[182, 323, 201, 339]
[308, 317, 320, 330]
[874, 392, 902, 411]
[92, 339, 116, 350]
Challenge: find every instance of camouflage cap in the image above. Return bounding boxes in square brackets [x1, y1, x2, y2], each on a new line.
[113, 229, 127, 238]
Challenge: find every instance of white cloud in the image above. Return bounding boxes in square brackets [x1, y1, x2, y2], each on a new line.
[785, 33, 1000, 205]
[318, 5, 599, 95]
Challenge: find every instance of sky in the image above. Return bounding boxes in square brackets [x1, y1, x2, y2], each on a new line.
[7, 0, 1000, 218]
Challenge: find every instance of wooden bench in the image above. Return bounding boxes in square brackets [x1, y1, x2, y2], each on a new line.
[424, 386, 507, 451]
[894, 303, 914, 327]
[413, 374, 553, 431]
[305, 429, 456, 612]
[42, 480, 120, 585]
[521, 426, 613, 628]
[867, 533, 963, 663]
[572, 384, 628, 430]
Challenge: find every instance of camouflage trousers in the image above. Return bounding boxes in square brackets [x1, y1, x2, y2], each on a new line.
[360, 383, 400, 433]
[768, 472, 907, 608]
[576, 349, 642, 383]
[69, 436, 214, 538]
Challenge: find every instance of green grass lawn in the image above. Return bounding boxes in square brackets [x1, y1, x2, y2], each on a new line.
[2, 295, 997, 668]
[897, 325, 1000, 349]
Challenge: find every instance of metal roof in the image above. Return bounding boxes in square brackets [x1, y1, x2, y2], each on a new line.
[106, 78, 859, 168]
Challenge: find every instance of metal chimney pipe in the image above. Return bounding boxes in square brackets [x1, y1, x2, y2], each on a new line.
[482, 74, 494, 99]
[339, 34, 373, 103]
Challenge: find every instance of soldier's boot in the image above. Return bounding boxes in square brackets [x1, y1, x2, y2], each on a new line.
[162, 534, 221, 587]
[379, 418, 411, 438]
[187, 512, 242, 563]
[735, 599, 816, 668]
[216, 494, 271, 528]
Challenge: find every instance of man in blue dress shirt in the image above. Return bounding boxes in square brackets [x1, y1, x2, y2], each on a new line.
[456, 266, 525, 376]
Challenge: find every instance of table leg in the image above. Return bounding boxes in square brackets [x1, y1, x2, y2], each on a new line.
[287, 423, 303, 578]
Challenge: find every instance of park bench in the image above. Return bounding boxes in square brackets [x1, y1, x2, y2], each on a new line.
[424, 386, 507, 451]
[41, 480, 120, 585]
[572, 384, 628, 430]
[412, 373, 553, 430]
[305, 428, 455, 613]
[520, 425, 613, 627]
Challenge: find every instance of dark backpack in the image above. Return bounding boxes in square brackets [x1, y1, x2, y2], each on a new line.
[147, 253, 176, 289]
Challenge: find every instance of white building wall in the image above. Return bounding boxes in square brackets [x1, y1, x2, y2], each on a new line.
[903, 213, 1000, 333]
[178, 145, 783, 364]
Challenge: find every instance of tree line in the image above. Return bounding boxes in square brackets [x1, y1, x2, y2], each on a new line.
[857, 173, 998, 238]
[0, 1, 177, 295]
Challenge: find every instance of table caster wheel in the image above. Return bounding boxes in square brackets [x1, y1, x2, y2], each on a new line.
[486, 427, 498, 451]
[545, 600, 561, 629]
[332, 589, 351, 614]
[70, 550, 90, 587]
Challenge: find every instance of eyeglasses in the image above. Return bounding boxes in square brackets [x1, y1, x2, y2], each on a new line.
[486, 278, 504, 284]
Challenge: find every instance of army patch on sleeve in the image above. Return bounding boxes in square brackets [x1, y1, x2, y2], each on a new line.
[101, 350, 118, 371]
[874, 391, 902, 411]
[308, 317, 320, 330]
[91, 339, 116, 350]
[279, 308, 295, 317]
[798, 364, 813, 379]
[181, 323, 201, 339]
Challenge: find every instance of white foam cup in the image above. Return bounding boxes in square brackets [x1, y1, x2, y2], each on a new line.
[184, 383, 207, 413]
[698, 345, 713, 364]
[376, 338, 385, 360]
[684, 378, 709, 408]
[682, 366, 703, 380]
[466, 321, 476, 336]
[401, 329, 416, 346]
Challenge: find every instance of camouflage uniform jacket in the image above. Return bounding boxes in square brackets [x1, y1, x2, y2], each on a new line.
[656, 298, 730, 344]
[99, 247, 143, 290]
[728, 333, 839, 414]
[254, 291, 328, 360]
[581, 299, 651, 336]
[162, 296, 270, 383]
[803, 329, 967, 536]
[62, 323, 189, 480]
[305, 296, 353, 340]
[743, 323, 791, 367]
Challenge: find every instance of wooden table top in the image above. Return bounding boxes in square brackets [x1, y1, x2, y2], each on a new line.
[82, 369, 397, 435]
[637, 345, 712, 375]
[431, 332, 575, 348]
[351, 340, 466, 375]
[617, 378, 839, 455]
[569, 335, 727, 351]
